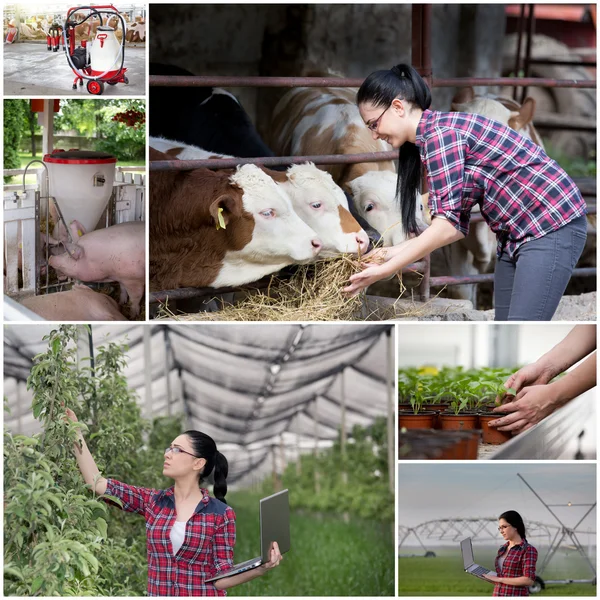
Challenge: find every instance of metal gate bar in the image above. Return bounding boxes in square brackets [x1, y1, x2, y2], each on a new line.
[150, 75, 595, 89]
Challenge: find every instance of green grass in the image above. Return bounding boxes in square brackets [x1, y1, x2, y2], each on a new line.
[399, 548, 596, 596]
[226, 491, 394, 596]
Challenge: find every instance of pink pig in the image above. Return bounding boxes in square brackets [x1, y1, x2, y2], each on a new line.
[48, 220, 145, 318]
[20, 284, 128, 321]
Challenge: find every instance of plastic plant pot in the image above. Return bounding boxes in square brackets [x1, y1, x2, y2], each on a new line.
[479, 413, 513, 444]
[398, 410, 436, 429]
[454, 430, 480, 459]
[422, 403, 449, 429]
[439, 413, 479, 431]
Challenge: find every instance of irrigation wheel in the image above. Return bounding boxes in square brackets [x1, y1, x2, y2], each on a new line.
[528, 576, 546, 594]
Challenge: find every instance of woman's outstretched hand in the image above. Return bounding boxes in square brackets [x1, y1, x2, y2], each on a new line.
[65, 408, 79, 422]
[344, 263, 393, 296]
[258, 542, 283, 572]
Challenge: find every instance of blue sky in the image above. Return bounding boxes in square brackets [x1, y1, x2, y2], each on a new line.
[398, 463, 596, 531]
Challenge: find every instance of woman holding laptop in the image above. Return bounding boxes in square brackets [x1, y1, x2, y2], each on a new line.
[66, 409, 282, 596]
[484, 510, 538, 596]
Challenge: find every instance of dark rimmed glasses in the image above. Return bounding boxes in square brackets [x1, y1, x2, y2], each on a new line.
[164, 446, 199, 458]
[366, 105, 390, 132]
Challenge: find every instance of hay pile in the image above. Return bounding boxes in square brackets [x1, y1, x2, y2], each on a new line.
[158, 256, 372, 322]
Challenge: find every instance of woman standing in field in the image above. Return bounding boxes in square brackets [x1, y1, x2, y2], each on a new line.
[344, 63, 587, 321]
[66, 408, 282, 596]
[484, 510, 538, 596]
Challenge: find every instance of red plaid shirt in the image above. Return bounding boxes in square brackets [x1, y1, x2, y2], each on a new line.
[105, 479, 236, 596]
[416, 109, 586, 258]
[493, 539, 538, 596]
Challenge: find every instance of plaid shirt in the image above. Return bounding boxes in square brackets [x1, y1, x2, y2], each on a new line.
[416, 109, 586, 258]
[493, 539, 538, 596]
[105, 479, 236, 596]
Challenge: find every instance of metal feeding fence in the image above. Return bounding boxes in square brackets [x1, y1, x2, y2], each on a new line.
[148, 4, 596, 308]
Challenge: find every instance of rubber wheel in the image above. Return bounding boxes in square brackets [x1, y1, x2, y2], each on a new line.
[123, 76, 129, 84]
[86, 80, 105, 95]
[528, 576, 545, 594]
[107, 81, 118, 86]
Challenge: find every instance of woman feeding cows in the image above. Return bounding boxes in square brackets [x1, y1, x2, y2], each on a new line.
[344, 63, 587, 321]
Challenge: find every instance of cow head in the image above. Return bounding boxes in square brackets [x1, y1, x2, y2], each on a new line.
[281, 163, 369, 257]
[227, 164, 322, 265]
[347, 171, 427, 246]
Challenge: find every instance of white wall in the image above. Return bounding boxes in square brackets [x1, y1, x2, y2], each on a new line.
[397, 323, 580, 369]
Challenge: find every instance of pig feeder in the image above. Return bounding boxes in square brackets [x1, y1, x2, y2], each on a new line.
[42, 150, 117, 234]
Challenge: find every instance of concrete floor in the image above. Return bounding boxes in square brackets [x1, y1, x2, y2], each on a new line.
[4, 42, 146, 96]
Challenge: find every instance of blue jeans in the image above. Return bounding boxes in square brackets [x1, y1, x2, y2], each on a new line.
[494, 216, 587, 321]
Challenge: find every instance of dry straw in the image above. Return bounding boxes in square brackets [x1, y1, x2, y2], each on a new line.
[155, 254, 439, 322]
[157, 255, 365, 321]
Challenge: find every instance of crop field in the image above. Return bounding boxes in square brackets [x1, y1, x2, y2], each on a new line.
[228, 492, 395, 596]
[399, 548, 596, 596]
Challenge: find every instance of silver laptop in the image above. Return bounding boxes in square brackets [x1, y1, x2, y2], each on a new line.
[460, 537, 496, 581]
[205, 489, 290, 583]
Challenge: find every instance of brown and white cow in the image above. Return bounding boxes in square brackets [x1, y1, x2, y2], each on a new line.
[149, 136, 370, 257]
[268, 87, 409, 236]
[149, 147, 323, 291]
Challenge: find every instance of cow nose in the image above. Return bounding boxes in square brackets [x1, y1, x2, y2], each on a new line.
[356, 232, 369, 253]
[311, 238, 323, 254]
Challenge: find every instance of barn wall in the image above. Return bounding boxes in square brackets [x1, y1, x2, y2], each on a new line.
[149, 4, 506, 132]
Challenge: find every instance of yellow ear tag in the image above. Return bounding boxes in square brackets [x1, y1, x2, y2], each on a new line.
[77, 229, 83, 237]
[216, 207, 226, 230]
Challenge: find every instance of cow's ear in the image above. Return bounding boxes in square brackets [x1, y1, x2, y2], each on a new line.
[451, 86, 475, 105]
[209, 194, 242, 229]
[509, 97, 536, 131]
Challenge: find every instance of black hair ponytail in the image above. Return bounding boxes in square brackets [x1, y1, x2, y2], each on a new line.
[357, 63, 432, 235]
[184, 430, 229, 504]
[213, 451, 229, 504]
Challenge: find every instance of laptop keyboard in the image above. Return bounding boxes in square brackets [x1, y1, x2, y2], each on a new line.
[471, 565, 490, 577]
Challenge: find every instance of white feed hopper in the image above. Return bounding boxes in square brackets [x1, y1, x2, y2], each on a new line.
[43, 150, 117, 233]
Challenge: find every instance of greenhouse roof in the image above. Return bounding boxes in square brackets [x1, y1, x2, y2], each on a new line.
[4, 324, 393, 485]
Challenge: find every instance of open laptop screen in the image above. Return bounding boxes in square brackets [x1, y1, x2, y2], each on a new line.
[460, 538, 475, 569]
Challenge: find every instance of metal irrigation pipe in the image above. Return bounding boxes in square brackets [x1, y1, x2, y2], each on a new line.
[149, 75, 596, 89]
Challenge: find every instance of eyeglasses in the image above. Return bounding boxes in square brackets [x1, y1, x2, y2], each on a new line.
[366, 105, 390, 132]
[498, 525, 512, 531]
[164, 446, 199, 458]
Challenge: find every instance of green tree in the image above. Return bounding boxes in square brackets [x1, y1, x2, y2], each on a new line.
[3, 100, 27, 181]
[55, 99, 145, 161]
[4, 326, 183, 596]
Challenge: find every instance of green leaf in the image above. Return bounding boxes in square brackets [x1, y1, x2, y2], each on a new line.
[4, 566, 24, 581]
[31, 577, 44, 594]
[95, 517, 108, 539]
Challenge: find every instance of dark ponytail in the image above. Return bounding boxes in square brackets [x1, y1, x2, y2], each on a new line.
[499, 510, 526, 539]
[213, 451, 228, 504]
[184, 430, 229, 504]
[357, 63, 432, 235]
